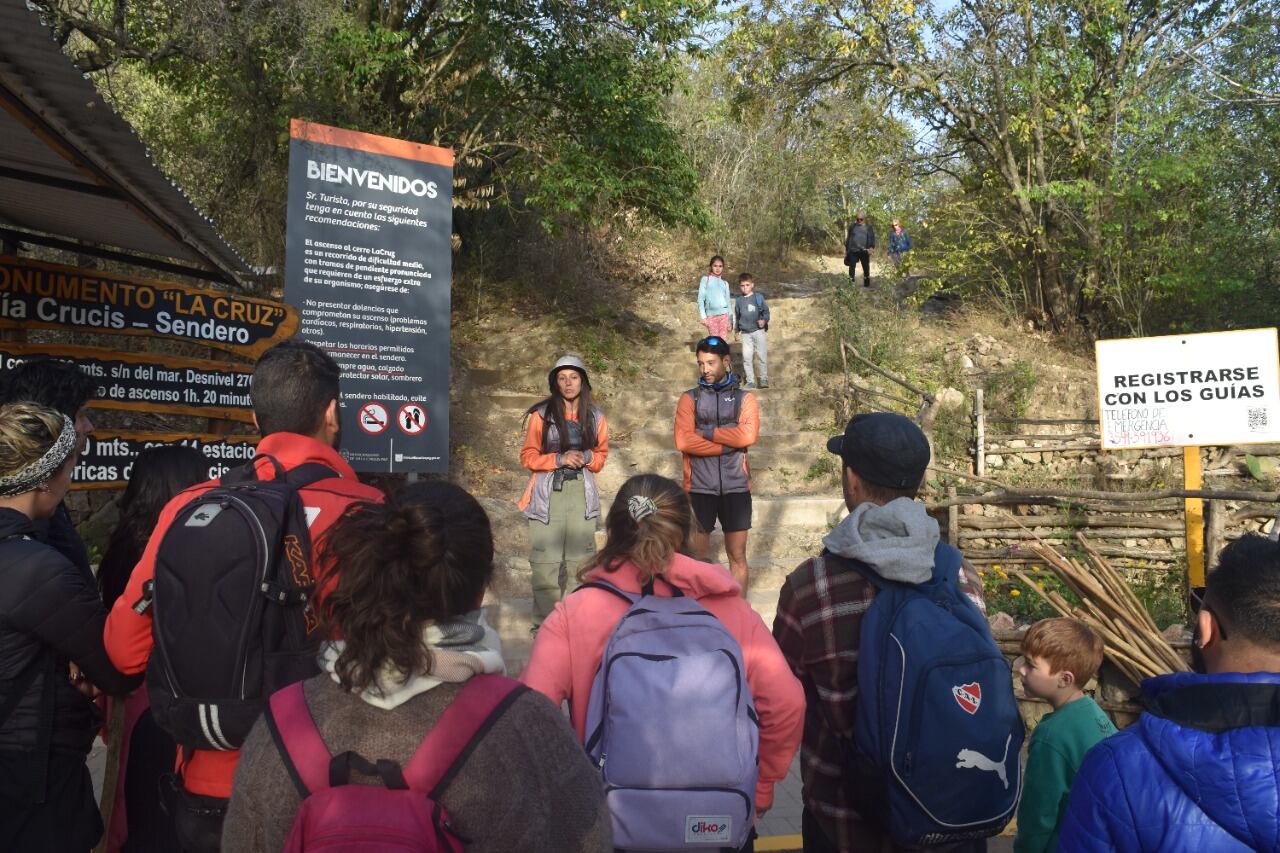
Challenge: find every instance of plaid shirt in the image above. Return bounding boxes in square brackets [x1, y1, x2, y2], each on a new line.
[772, 547, 987, 851]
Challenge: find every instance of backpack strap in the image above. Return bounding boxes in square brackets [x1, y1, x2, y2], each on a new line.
[403, 675, 528, 797]
[931, 542, 963, 586]
[265, 681, 331, 798]
[575, 580, 636, 605]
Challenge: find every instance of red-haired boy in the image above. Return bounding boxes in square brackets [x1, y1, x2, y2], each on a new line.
[1014, 618, 1117, 853]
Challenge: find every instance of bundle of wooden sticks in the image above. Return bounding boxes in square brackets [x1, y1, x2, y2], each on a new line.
[1014, 533, 1189, 684]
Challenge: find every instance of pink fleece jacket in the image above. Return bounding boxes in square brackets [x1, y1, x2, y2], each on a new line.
[520, 553, 804, 811]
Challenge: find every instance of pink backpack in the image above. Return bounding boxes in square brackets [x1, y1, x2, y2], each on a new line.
[265, 675, 526, 852]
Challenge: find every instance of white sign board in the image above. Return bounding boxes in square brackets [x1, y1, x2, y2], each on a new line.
[1096, 328, 1280, 449]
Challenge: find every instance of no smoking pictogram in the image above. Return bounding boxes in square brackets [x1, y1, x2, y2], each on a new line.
[358, 402, 389, 435]
[398, 403, 428, 435]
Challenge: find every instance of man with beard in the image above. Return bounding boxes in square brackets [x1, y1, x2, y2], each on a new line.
[1059, 533, 1280, 852]
[103, 340, 382, 852]
[675, 336, 759, 594]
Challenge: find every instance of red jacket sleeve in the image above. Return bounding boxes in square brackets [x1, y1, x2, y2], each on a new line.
[519, 603, 573, 708]
[519, 411, 559, 472]
[103, 492, 190, 674]
[712, 392, 759, 449]
[743, 603, 804, 811]
[585, 414, 608, 473]
[674, 394, 722, 457]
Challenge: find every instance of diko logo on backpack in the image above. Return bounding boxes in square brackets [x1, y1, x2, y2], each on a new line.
[952, 682, 982, 715]
[685, 816, 732, 844]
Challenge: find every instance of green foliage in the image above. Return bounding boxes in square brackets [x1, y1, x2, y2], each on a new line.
[982, 563, 1078, 623]
[38, 0, 714, 264]
[983, 361, 1038, 419]
[727, 0, 1280, 335]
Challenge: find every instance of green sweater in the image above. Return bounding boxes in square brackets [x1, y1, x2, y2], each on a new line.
[1014, 695, 1117, 853]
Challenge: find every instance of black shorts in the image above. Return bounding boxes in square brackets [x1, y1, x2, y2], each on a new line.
[690, 491, 752, 533]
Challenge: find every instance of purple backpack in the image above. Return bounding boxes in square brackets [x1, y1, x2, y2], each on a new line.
[265, 675, 526, 852]
[582, 577, 758, 850]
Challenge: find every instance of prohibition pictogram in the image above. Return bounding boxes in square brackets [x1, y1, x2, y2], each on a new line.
[358, 402, 389, 435]
[398, 402, 427, 435]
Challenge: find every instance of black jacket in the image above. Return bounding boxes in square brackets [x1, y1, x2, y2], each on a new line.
[845, 222, 877, 252]
[0, 508, 138, 755]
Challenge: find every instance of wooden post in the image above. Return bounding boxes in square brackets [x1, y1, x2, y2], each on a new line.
[973, 388, 986, 476]
[1184, 446, 1206, 589]
[1205, 499, 1226, 571]
[947, 486, 959, 547]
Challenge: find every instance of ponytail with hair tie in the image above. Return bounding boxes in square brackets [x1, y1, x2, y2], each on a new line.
[627, 495, 658, 523]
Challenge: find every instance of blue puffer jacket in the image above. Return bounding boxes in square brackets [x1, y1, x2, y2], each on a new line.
[1058, 671, 1280, 852]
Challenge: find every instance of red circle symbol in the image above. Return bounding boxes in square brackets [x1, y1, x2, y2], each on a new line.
[397, 403, 428, 435]
[358, 402, 389, 435]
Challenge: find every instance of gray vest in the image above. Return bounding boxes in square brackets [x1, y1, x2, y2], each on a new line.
[522, 403, 603, 524]
[686, 386, 750, 495]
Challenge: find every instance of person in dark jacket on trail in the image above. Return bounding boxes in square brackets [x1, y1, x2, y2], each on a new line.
[97, 446, 208, 853]
[1059, 533, 1280, 852]
[888, 219, 912, 270]
[0, 358, 98, 582]
[844, 212, 876, 288]
[0, 402, 139, 852]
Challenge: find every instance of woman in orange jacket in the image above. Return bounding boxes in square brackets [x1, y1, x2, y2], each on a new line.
[519, 354, 608, 631]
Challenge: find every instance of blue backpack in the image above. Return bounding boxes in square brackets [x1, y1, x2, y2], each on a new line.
[827, 543, 1023, 848]
[580, 577, 758, 851]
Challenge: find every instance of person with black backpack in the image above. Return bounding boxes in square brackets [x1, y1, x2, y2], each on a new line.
[0, 402, 139, 851]
[773, 413, 1022, 852]
[103, 340, 383, 853]
[224, 481, 609, 852]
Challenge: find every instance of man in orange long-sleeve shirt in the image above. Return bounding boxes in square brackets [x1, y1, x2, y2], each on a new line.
[103, 341, 382, 852]
[674, 335, 759, 593]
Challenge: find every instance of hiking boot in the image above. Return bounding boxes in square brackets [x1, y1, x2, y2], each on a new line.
[742, 381, 756, 389]
[759, 381, 769, 389]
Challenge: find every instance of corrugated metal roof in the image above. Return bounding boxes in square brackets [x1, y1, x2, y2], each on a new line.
[0, 0, 254, 283]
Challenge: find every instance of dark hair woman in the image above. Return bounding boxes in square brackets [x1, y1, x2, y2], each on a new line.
[97, 445, 207, 852]
[518, 354, 609, 632]
[522, 474, 804, 851]
[224, 481, 610, 852]
[0, 403, 138, 851]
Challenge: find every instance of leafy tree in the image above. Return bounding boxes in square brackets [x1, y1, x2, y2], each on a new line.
[36, 0, 712, 264]
[732, 0, 1274, 333]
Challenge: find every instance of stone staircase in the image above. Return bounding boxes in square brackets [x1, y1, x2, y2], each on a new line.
[470, 283, 848, 672]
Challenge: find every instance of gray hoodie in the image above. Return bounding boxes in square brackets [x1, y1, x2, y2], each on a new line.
[822, 497, 939, 584]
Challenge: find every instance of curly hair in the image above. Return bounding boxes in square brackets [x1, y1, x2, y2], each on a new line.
[316, 481, 495, 692]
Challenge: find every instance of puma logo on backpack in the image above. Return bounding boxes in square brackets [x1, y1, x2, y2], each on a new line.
[826, 543, 1024, 848]
[580, 577, 759, 851]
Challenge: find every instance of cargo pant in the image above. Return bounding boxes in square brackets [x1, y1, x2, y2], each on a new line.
[528, 477, 596, 629]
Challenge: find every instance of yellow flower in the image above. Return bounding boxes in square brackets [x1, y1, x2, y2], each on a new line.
[993, 564, 1002, 571]
[978, 570, 986, 577]
[1031, 565, 1040, 572]
[1010, 589, 1022, 597]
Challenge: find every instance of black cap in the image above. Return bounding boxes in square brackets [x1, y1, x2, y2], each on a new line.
[827, 412, 930, 490]
[696, 336, 731, 356]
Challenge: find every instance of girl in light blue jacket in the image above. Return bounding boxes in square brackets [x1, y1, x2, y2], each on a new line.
[697, 255, 732, 338]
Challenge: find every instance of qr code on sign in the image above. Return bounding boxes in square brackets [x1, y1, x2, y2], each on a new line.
[1249, 408, 1269, 431]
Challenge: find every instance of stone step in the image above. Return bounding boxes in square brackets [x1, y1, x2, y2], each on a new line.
[614, 429, 830, 454]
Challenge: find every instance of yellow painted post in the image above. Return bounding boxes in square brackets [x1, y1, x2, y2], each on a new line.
[1184, 446, 1205, 588]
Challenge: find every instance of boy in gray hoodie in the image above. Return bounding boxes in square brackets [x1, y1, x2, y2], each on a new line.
[773, 413, 987, 852]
